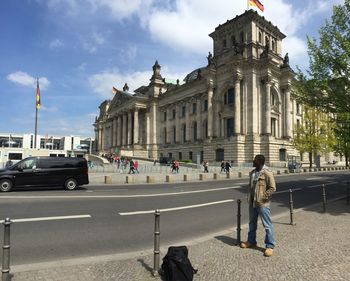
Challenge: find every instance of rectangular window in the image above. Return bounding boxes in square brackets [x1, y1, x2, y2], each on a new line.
[164, 111, 167, 121]
[271, 118, 277, 137]
[172, 109, 176, 119]
[192, 103, 197, 114]
[227, 88, 234, 105]
[173, 127, 176, 143]
[226, 118, 234, 137]
[204, 100, 208, 112]
[179, 152, 182, 161]
[182, 106, 186, 117]
[189, 151, 193, 161]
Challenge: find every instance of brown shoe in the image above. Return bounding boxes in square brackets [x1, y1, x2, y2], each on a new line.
[264, 248, 273, 257]
[240, 241, 256, 248]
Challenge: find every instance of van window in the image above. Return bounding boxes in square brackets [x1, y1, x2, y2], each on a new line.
[18, 158, 36, 170]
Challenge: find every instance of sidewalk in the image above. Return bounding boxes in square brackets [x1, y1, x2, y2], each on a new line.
[10, 198, 350, 281]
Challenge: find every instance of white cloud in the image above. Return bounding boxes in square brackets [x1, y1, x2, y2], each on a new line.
[6, 71, 50, 90]
[88, 66, 189, 98]
[49, 39, 64, 49]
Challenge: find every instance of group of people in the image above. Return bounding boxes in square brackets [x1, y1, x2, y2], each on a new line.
[101, 153, 139, 174]
[220, 160, 232, 174]
[171, 160, 180, 173]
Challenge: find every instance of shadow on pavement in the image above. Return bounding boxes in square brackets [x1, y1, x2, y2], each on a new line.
[214, 235, 238, 246]
[136, 258, 153, 274]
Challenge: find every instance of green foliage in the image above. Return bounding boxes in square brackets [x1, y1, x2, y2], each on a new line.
[293, 106, 336, 167]
[295, 0, 350, 112]
[294, 0, 350, 166]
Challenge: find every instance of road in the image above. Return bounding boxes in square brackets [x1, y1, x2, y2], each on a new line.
[0, 170, 348, 266]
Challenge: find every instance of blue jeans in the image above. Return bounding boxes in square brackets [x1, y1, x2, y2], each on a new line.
[247, 205, 275, 249]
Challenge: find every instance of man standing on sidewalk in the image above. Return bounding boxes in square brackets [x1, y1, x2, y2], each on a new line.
[240, 154, 276, 257]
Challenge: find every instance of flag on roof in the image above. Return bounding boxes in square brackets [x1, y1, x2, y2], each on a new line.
[249, 0, 264, 12]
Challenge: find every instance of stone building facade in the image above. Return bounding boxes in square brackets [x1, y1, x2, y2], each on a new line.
[94, 10, 303, 166]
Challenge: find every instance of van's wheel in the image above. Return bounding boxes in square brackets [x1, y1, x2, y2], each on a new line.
[0, 179, 13, 192]
[65, 178, 78, 190]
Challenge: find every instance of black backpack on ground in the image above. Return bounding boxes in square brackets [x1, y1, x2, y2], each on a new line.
[160, 246, 198, 281]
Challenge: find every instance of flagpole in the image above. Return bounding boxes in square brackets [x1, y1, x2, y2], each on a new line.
[34, 78, 38, 149]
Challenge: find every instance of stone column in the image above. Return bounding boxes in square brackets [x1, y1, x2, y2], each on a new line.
[98, 127, 103, 151]
[133, 109, 139, 144]
[284, 86, 292, 138]
[196, 99, 202, 140]
[207, 81, 214, 138]
[146, 111, 150, 145]
[112, 118, 117, 146]
[117, 116, 121, 146]
[165, 108, 170, 143]
[234, 75, 242, 135]
[264, 78, 271, 135]
[185, 101, 191, 141]
[175, 104, 181, 143]
[122, 113, 127, 146]
[221, 117, 225, 138]
[128, 111, 132, 145]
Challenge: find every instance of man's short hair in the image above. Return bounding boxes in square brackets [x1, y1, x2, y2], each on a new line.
[255, 154, 265, 165]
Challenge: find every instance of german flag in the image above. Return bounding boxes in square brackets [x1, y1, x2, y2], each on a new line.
[249, 0, 264, 12]
[36, 78, 41, 110]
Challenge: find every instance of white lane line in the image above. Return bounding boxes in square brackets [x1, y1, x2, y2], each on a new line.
[0, 186, 240, 199]
[0, 214, 91, 223]
[119, 199, 234, 216]
[274, 182, 339, 194]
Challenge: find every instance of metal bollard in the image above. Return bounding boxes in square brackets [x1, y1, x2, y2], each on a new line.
[322, 184, 327, 213]
[2, 218, 12, 281]
[236, 199, 241, 245]
[152, 210, 160, 277]
[289, 189, 295, 225]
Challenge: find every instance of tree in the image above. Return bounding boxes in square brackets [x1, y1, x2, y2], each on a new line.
[293, 106, 336, 168]
[294, 0, 350, 166]
[295, 0, 350, 113]
[332, 113, 350, 167]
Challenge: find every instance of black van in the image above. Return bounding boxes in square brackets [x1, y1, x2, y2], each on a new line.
[0, 156, 89, 192]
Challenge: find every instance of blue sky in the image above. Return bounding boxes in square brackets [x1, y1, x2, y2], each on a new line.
[0, 0, 344, 137]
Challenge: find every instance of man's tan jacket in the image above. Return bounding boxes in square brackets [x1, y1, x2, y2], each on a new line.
[248, 168, 276, 206]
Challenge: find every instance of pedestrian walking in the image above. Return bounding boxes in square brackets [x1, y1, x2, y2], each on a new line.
[128, 159, 135, 174]
[240, 154, 276, 257]
[134, 160, 139, 173]
[175, 160, 179, 173]
[220, 161, 225, 173]
[203, 161, 209, 173]
[225, 161, 231, 174]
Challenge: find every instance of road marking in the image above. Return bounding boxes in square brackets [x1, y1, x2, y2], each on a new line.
[0, 214, 91, 223]
[274, 182, 339, 194]
[0, 186, 240, 199]
[119, 199, 234, 215]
